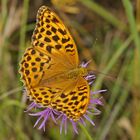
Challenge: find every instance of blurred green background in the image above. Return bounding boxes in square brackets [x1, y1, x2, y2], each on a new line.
[0, 0, 140, 140]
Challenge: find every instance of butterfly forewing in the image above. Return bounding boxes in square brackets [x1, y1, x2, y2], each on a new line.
[32, 6, 79, 69]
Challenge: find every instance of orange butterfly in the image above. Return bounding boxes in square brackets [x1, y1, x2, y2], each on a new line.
[19, 6, 104, 133]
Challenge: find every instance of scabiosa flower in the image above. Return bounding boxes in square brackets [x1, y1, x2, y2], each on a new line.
[24, 61, 106, 134]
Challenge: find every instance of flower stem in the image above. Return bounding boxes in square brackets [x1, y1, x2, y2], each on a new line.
[79, 123, 94, 140]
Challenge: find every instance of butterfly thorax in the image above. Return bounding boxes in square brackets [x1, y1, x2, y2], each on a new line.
[52, 67, 87, 80]
[66, 67, 88, 80]
[40, 67, 88, 87]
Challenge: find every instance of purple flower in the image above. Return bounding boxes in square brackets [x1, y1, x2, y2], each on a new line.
[25, 62, 106, 134]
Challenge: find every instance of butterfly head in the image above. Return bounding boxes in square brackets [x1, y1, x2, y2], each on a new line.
[79, 67, 88, 77]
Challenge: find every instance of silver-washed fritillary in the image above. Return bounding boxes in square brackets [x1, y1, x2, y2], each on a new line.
[19, 6, 90, 121]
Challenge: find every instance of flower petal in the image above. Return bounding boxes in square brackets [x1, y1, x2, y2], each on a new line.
[91, 89, 107, 95]
[84, 114, 95, 126]
[70, 119, 78, 134]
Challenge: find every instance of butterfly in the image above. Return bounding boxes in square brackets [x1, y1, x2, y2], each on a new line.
[19, 6, 90, 121]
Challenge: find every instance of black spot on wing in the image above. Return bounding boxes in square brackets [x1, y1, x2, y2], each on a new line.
[58, 28, 67, 35]
[38, 34, 42, 39]
[55, 44, 61, 50]
[45, 19, 50, 23]
[62, 37, 70, 44]
[52, 35, 60, 41]
[65, 49, 74, 53]
[46, 45, 53, 53]
[39, 42, 44, 47]
[51, 27, 57, 33]
[52, 17, 59, 23]
[65, 44, 73, 49]
[40, 28, 45, 32]
[44, 37, 51, 42]
[46, 30, 52, 35]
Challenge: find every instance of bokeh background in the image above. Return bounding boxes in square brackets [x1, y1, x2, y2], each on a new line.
[0, 0, 140, 140]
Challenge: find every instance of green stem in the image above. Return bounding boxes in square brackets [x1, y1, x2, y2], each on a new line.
[93, 35, 132, 91]
[18, 0, 29, 61]
[79, 0, 126, 31]
[79, 123, 94, 140]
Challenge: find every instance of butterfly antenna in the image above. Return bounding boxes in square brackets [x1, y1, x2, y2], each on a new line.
[88, 69, 116, 81]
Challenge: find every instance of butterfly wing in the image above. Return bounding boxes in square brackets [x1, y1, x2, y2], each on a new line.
[25, 77, 90, 121]
[19, 6, 79, 88]
[51, 77, 90, 121]
[19, 47, 52, 88]
[32, 6, 79, 67]
[31, 6, 79, 84]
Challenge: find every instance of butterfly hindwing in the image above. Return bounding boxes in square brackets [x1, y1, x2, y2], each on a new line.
[51, 77, 90, 121]
[28, 77, 90, 121]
